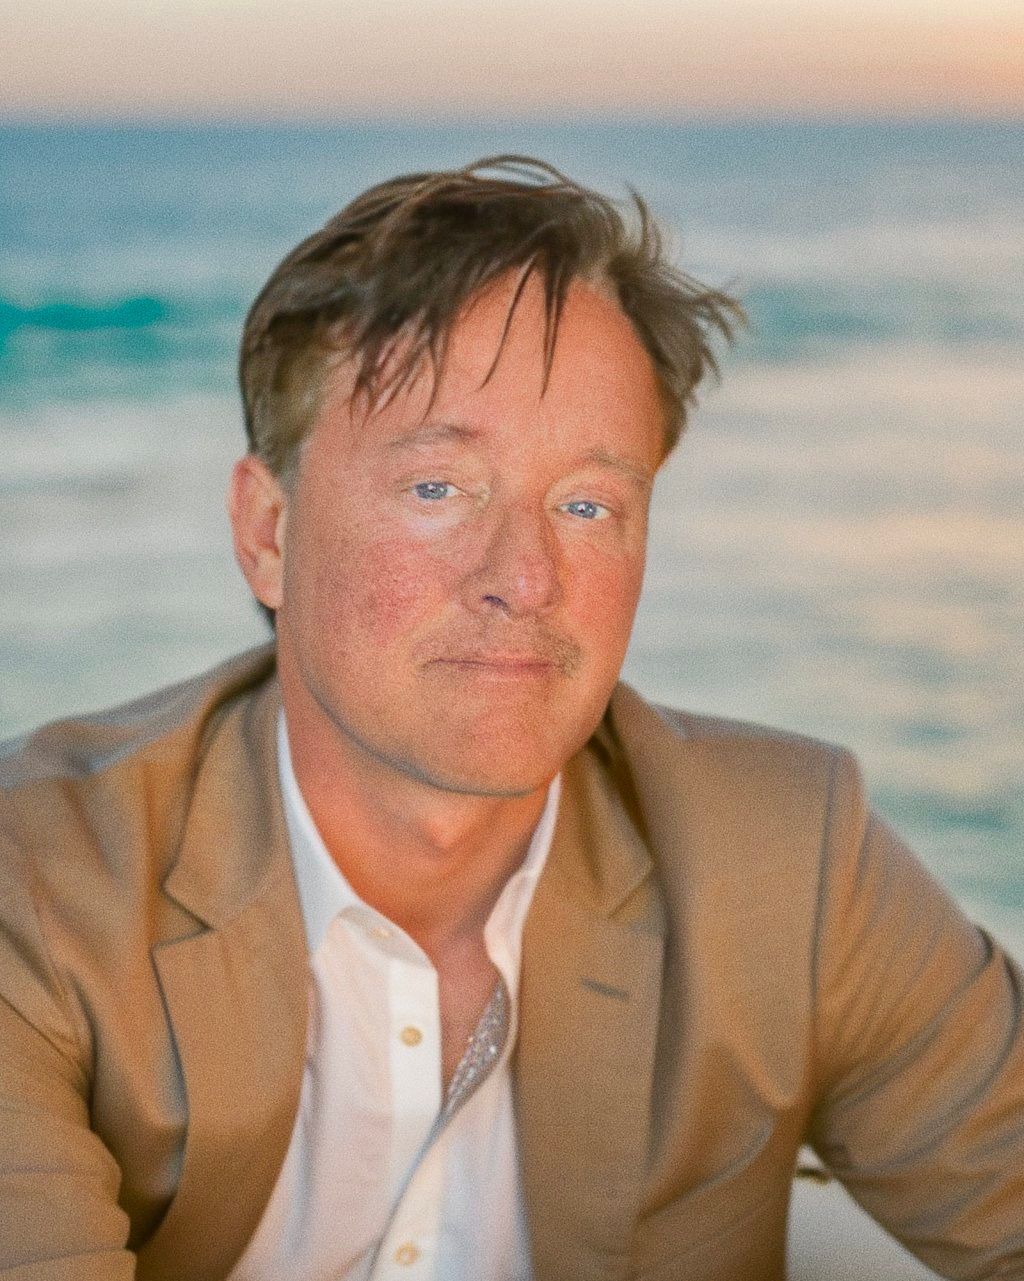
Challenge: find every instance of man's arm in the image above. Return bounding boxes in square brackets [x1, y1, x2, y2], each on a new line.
[809, 749, 1024, 1280]
[0, 829, 134, 1278]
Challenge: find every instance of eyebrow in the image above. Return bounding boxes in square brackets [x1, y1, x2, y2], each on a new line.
[385, 422, 482, 451]
[582, 447, 654, 491]
[385, 421, 654, 491]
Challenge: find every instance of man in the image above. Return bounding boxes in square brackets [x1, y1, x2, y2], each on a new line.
[1, 156, 1022, 1281]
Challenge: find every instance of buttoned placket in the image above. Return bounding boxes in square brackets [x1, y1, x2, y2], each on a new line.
[360, 905, 516, 1281]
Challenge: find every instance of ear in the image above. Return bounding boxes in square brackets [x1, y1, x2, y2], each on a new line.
[227, 455, 288, 611]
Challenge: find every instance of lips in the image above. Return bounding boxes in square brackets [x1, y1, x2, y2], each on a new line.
[428, 652, 559, 676]
[447, 654, 554, 667]
[436, 656, 555, 672]
[420, 637, 581, 677]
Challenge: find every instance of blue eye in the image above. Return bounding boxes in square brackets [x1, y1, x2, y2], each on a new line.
[412, 481, 455, 501]
[563, 499, 609, 521]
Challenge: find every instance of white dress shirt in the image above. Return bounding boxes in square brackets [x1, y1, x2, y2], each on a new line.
[227, 713, 561, 1281]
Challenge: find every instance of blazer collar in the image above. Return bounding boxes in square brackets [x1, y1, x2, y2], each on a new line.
[162, 650, 291, 930]
[143, 651, 310, 1281]
[516, 684, 671, 1280]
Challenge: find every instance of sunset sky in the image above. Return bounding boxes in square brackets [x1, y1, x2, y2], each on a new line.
[2, 0, 1022, 119]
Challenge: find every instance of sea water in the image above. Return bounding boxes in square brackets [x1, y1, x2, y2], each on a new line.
[1, 120, 1021, 947]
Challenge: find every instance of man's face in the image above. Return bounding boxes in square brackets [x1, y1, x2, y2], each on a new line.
[273, 272, 665, 796]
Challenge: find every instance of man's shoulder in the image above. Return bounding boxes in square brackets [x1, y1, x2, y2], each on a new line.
[0, 644, 277, 797]
[608, 679, 854, 771]
[603, 684, 871, 945]
[1, 640, 281, 938]
[603, 680, 866, 860]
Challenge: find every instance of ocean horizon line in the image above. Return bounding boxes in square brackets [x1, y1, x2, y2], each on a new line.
[3, 109, 1023, 130]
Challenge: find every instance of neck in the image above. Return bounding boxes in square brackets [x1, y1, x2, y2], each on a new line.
[282, 699, 553, 958]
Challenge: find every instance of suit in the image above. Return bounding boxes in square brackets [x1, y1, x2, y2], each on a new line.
[1, 644, 1022, 1280]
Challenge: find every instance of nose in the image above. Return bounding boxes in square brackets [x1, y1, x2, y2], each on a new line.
[460, 504, 563, 619]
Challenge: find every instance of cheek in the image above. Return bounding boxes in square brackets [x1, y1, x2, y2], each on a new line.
[566, 545, 645, 640]
[322, 535, 454, 647]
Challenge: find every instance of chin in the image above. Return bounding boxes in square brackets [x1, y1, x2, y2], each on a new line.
[400, 734, 567, 798]
[408, 694, 610, 796]
[415, 753, 557, 799]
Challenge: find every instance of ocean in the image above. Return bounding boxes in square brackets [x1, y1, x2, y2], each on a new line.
[1, 119, 1021, 946]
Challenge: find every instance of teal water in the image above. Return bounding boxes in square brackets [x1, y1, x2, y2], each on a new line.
[2, 120, 1022, 945]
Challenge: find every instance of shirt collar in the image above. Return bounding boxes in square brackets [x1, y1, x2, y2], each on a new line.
[277, 709, 561, 957]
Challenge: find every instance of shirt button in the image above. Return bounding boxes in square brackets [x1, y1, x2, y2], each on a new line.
[400, 1026, 423, 1047]
[394, 1242, 420, 1265]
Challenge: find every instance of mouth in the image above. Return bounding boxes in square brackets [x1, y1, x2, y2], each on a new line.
[429, 655, 558, 677]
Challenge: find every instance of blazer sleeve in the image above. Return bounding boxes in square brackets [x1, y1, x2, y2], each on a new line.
[808, 747, 1024, 1280]
[0, 819, 135, 1278]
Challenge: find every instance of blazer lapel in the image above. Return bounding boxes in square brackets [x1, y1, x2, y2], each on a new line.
[137, 673, 309, 1281]
[516, 716, 667, 1281]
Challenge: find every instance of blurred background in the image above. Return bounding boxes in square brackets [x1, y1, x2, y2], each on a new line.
[1, 0, 1022, 955]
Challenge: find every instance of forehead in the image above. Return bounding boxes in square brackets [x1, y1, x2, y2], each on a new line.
[310, 272, 666, 468]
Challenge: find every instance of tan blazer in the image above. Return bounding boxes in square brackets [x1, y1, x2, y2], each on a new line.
[1, 646, 1022, 1281]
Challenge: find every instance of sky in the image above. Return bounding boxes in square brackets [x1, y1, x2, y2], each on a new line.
[2, 0, 1022, 119]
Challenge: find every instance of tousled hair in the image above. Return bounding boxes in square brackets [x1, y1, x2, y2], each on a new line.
[239, 154, 743, 480]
